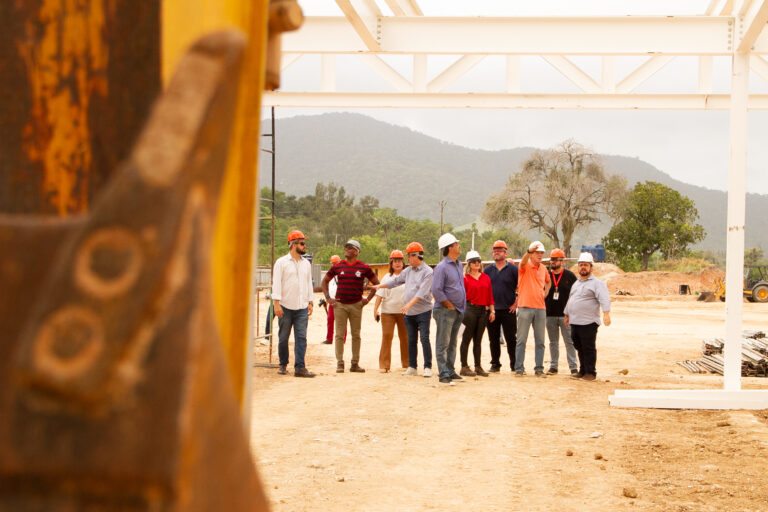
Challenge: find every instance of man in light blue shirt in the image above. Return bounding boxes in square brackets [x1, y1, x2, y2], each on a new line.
[564, 252, 612, 381]
[372, 241, 434, 377]
[432, 233, 466, 386]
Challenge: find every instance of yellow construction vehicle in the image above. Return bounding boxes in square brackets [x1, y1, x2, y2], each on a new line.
[699, 266, 768, 302]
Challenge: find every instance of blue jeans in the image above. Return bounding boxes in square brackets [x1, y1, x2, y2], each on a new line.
[433, 305, 464, 379]
[546, 316, 578, 371]
[404, 310, 433, 369]
[277, 307, 308, 369]
[515, 307, 546, 372]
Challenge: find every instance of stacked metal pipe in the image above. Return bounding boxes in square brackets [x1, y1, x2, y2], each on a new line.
[677, 331, 768, 376]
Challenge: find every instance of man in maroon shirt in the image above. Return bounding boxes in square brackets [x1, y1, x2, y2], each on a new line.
[321, 240, 380, 373]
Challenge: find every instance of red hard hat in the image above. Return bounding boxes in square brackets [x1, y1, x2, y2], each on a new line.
[389, 249, 404, 259]
[492, 240, 508, 250]
[550, 248, 565, 258]
[405, 241, 424, 254]
[287, 230, 306, 243]
[330, 254, 341, 264]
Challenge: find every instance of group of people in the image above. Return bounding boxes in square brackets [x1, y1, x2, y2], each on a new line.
[271, 229, 611, 385]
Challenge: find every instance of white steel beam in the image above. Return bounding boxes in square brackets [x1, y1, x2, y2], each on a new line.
[427, 55, 485, 93]
[751, 54, 768, 82]
[706, 0, 729, 15]
[384, 0, 423, 16]
[334, 0, 381, 51]
[609, 390, 768, 409]
[724, 51, 750, 391]
[284, 16, 733, 55]
[281, 53, 302, 71]
[737, 0, 768, 52]
[698, 56, 714, 93]
[357, 54, 412, 92]
[262, 92, 768, 109]
[617, 56, 675, 94]
[542, 56, 601, 93]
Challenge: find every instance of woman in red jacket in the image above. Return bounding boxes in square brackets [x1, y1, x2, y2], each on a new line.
[460, 251, 495, 377]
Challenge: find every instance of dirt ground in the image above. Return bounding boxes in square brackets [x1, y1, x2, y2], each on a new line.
[248, 293, 768, 512]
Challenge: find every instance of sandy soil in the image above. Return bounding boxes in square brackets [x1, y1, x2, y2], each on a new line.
[248, 294, 768, 512]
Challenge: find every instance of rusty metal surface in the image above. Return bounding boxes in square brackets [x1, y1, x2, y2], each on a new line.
[0, 32, 268, 511]
[0, 0, 160, 215]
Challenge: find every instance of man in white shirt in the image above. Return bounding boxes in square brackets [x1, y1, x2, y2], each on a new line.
[272, 230, 315, 377]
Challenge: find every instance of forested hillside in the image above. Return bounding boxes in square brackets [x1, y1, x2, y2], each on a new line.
[259, 112, 768, 252]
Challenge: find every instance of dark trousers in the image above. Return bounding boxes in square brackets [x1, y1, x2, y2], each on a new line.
[571, 323, 599, 376]
[460, 303, 487, 367]
[404, 310, 433, 369]
[487, 308, 516, 369]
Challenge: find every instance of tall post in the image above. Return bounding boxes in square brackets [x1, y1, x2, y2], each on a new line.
[439, 200, 447, 235]
[271, 106, 276, 270]
[723, 51, 749, 391]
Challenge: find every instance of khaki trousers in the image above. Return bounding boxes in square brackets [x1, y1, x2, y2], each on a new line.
[379, 313, 408, 370]
[334, 301, 363, 364]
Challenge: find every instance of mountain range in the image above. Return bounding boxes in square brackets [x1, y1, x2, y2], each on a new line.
[259, 112, 767, 253]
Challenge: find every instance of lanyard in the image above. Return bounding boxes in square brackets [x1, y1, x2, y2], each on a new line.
[551, 269, 564, 290]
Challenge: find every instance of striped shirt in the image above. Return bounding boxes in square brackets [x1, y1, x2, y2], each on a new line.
[326, 260, 376, 304]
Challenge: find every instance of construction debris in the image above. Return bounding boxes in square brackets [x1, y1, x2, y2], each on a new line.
[677, 330, 768, 377]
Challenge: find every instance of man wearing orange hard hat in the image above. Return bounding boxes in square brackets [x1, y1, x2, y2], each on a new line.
[272, 230, 315, 377]
[545, 248, 578, 376]
[483, 239, 519, 373]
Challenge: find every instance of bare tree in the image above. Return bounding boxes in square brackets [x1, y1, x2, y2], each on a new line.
[483, 140, 626, 257]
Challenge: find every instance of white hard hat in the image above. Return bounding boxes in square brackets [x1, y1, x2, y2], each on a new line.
[578, 252, 594, 264]
[528, 240, 546, 253]
[465, 250, 481, 262]
[438, 233, 459, 250]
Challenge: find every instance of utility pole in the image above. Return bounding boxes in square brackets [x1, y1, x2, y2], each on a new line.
[439, 200, 447, 234]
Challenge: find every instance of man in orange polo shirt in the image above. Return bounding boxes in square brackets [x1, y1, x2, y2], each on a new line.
[514, 240, 551, 377]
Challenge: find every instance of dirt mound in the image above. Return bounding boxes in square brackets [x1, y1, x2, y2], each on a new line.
[568, 262, 624, 280]
[601, 265, 724, 296]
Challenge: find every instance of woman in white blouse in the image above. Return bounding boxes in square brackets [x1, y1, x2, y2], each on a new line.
[373, 250, 409, 372]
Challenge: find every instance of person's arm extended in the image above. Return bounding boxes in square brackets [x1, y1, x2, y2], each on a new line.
[321, 272, 335, 305]
[362, 271, 380, 306]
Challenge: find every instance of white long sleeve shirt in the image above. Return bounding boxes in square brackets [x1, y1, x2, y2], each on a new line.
[272, 253, 314, 310]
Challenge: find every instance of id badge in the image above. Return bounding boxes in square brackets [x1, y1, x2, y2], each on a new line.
[553, 291, 559, 300]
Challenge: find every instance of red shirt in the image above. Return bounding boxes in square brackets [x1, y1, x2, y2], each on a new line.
[326, 260, 376, 304]
[464, 273, 494, 307]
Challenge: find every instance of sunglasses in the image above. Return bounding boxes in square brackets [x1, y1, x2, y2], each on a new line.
[296, 241, 306, 246]
[468, 258, 481, 264]
[550, 258, 563, 261]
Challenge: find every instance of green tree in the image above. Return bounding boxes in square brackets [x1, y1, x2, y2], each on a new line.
[482, 140, 626, 257]
[603, 181, 705, 271]
[745, 247, 765, 266]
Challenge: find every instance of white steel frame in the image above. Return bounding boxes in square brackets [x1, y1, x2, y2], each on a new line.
[266, 0, 768, 409]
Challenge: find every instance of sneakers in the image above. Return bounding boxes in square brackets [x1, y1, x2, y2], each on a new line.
[582, 374, 596, 381]
[336, 362, 344, 373]
[349, 363, 366, 373]
[321, 340, 332, 344]
[571, 373, 583, 380]
[514, 370, 525, 377]
[547, 368, 558, 375]
[571, 369, 580, 376]
[439, 377, 456, 386]
[450, 373, 466, 382]
[489, 365, 501, 373]
[459, 366, 476, 377]
[403, 367, 418, 376]
[294, 367, 315, 378]
[277, 365, 287, 375]
[422, 368, 433, 378]
[474, 366, 489, 377]
[535, 370, 547, 378]
[379, 368, 390, 373]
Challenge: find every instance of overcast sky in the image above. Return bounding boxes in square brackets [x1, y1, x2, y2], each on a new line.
[270, 0, 768, 194]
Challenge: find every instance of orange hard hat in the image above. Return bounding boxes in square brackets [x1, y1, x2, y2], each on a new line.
[550, 248, 566, 258]
[389, 249, 404, 259]
[405, 241, 424, 254]
[330, 254, 341, 264]
[287, 230, 306, 243]
[492, 240, 508, 250]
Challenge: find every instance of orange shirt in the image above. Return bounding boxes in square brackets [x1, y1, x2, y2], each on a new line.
[517, 260, 550, 309]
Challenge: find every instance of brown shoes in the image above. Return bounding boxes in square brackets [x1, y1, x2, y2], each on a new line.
[459, 366, 476, 377]
[349, 363, 366, 373]
[582, 374, 596, 381]
[277, 365, 287, 375]
[336, 362, 344, 373]
[547, 368, 558, 375]
[294, 367, 315, 378]
[474, 366, 489, 377]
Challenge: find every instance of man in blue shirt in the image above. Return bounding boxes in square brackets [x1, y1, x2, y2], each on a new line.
[432, 233, 466, 386]
[483, 239, 518, 372]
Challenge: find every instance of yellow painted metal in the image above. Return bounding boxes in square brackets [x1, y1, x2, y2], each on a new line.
[162, 0, 269, 405]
